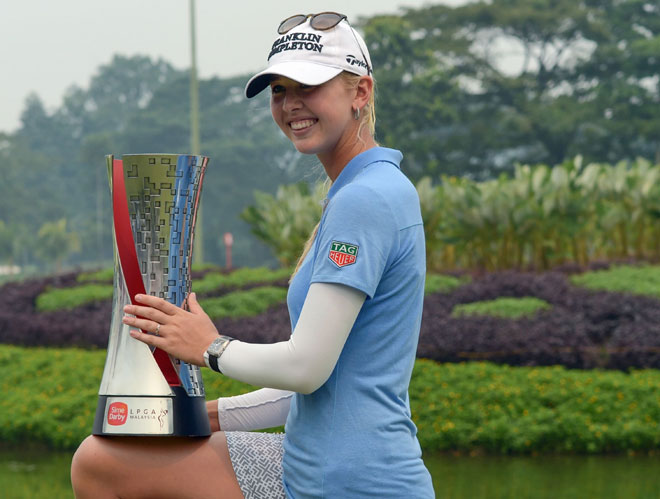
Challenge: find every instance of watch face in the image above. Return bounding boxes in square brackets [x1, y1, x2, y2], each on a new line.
[208, 337, 226, 356]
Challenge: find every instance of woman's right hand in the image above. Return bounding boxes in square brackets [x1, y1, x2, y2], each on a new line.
[206, 399, 220, 432]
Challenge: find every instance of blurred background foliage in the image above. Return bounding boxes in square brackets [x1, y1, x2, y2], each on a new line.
[2, 0, 659, 274]
[246, 157, 660, 273]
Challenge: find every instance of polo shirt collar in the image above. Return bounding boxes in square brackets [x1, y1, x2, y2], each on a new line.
[326, 147, 403, 202]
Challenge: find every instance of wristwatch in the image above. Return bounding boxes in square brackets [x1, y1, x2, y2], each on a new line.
[204, 335, 234, 373]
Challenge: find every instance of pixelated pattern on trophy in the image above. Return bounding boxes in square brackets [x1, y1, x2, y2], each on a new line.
[123, 155, 204, 308]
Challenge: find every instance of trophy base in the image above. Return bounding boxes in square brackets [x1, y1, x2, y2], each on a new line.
[92, 386, 211, 437]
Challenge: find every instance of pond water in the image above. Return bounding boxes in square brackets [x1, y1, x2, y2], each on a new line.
[2, 448, 660, 498]
[424, 453, 660, 498]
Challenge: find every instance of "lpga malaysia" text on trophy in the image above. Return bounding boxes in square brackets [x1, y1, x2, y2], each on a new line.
[93, 153, 210, 437]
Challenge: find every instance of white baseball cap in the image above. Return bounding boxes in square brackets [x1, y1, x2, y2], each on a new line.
[244, 17, 372, 99]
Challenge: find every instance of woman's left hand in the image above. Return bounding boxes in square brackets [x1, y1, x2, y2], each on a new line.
[122, 292, 219, 366]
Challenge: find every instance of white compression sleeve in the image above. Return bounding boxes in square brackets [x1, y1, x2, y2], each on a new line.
[217, 388, 293, 431]
[218, 282, 366, 394]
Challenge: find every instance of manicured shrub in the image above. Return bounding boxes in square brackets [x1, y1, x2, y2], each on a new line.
[193, 266, 291, 296]
[417, 270, 660, 369]
[4, 266, 660, 370]
[74, 266, 292, 294]
[451, 297, 551, 319]
[0, 272, 110, 348]
[0, 345, 257, 450]
[200, 286, 288, 320]
[76, 267, 113, 284]
[410, 360, 660, 454]
[35, 284, 113, 312]
[4, 345, 660, 455]
[570, 264, 660, 298]
[0, 345, 105, 450]
[425, 273, 466, 295]
[191, 262, 222, 273]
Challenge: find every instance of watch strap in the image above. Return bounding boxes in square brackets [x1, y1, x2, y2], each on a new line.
[206, 335, 234, 373]
[209, 353, 222, 373]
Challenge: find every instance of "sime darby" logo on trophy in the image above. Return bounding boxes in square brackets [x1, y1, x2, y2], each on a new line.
[92, 153, 211, 437]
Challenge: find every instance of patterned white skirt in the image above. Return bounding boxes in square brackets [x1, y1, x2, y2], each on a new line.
[225, 431, 286, 499]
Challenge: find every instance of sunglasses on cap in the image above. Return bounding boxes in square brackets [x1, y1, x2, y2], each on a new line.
[278, 12, 348, 34]
[277, 12, 372, 75]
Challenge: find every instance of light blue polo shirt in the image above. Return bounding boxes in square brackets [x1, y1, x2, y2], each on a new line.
[283, 147, 434, 498]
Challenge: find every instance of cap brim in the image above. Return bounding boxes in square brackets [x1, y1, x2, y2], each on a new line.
[244, 62, 343, 98]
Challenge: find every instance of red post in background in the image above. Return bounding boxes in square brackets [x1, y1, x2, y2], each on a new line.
[223, 232, 233, 271]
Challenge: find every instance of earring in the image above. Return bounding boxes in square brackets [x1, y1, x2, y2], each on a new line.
[353, 107, 360, 120]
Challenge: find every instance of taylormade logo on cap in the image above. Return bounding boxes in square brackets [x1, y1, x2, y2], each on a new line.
[346, 54, 369, 71]
[245, 19, 372, 98]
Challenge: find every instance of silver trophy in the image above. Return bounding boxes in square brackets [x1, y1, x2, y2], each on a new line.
[93, 154, 211, 436]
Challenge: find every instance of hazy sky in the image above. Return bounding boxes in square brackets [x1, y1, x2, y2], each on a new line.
[0, 0, 465, 133]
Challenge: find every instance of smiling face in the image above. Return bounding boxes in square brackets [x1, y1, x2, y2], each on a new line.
[269, 74, 367, 178]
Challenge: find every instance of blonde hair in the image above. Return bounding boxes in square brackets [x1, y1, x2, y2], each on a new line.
[290, 72, 377, 280]
[290, 179, 330, 281]
[340, 71, 377, 139]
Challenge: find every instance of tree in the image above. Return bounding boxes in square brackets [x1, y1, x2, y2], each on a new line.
[362, 11, 465, 179]
[34, 219, 81, 272]
[8, 55, 185, 270]
[363, 0, 660, 180]
[17, 94, 74, 156]
[575, 0, 660, 162]
[58, 54, 183, 138]
[0, 133, 67, 229]
[0, 221, 12, 264]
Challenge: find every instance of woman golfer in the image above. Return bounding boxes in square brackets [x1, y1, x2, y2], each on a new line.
[72, 12, 434, 498]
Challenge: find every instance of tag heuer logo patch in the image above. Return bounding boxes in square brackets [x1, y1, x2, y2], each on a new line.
[329, 241, 359, 268]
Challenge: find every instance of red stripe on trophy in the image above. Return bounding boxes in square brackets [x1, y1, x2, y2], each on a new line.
[112, 159, 181, 386]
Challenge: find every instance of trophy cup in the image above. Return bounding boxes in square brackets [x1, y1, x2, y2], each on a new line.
[93, 153, 211, 437]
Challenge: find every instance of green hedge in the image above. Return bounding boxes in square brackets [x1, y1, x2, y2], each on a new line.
[412, 360, 660, 454]
[192, 266, 291, 295]
[36, 270, 457, 315]
[36, 267, 291, 314]
[451, 297, 551, 319]
[570, 265, 660, 299]
[77, 268, 114, 284]
[425, 273, 467, 295]
[3, 345, 660, 454]
[0, 345, 258, 450]
[75, 264, 226, 285]
[199, 286, 288, 320]
[35, 284, 113, 312]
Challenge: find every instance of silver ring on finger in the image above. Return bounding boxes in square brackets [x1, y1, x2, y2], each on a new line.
[155, 323, 161, 336]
